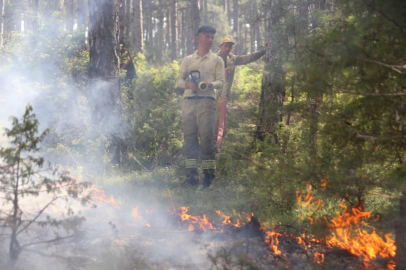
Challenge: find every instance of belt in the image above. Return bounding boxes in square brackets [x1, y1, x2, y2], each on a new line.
[185, 96, 215, 100]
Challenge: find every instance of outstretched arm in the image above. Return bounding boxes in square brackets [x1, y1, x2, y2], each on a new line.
[235, 43, 267, 66]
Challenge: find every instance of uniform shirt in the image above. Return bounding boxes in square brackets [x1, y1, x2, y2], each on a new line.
[218, 49, 266, 96]
[176, 50, 225, 99]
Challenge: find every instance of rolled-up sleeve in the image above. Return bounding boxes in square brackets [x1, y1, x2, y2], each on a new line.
[211, 57, 225, 89]
[176, 57, 188, 89]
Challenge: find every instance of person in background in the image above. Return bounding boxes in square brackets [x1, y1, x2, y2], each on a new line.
[119, 41, 137, 86]
[215, 38, 267, 150]
[176, 26, 225, 189]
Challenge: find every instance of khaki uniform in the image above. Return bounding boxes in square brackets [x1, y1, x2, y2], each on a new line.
[176, 51, 225, 171]
[218, 49, 266, 96]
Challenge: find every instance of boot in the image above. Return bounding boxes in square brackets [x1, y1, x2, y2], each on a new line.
[202, 169, 215, 189]
[182, 168, 199, 187]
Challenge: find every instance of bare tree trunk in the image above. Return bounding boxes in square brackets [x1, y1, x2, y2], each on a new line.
[255, 0, 285, 143]
[181, 7, 186, 57]
[88, 0, 121, 124]
[227, 0, 231, 24]
[156, 0, 164, 62]
[232, 0, 239, 54]
[30, 0, 40, 33]
[250, 2, 255, 53]
[395, 191, 406, 270]
[66, 0, 74, 34]
[187, 0, 200, 55]
[132, 0, 143, 53]
[126, 0, 131, 42]
[119, 0, 127, 42]
[170, 1, 178, 60]
[166, 9, 170, 50]
[0, 0, 5, 51]
[253, 0, 262, 49]
[203, 0, 208, 23]
[88, 0, 127, 164]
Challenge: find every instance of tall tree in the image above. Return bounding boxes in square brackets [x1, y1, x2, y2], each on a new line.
[181, 7, 186, 57]
[0, 0, 5, 51]
[156, 0, 164, 61]
[186, 0, 200, 55]
[232, 0, 240, 54]
[170, 0, 178, 60]
[253, 0, 262, 50]
[255, 0, 285, 143]
[88, 0, 127, 164]
[66, 0, 74, 34]
[132, 0, 143, 53]
[119, 0, 127, 42]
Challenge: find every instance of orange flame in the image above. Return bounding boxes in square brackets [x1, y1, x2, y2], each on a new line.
[314, 252, 324, 264]
[89, 186, 120, 209]
[265, 231, 281, 255]
[325, 202, 396, 265]
[296, 181, 396, 269]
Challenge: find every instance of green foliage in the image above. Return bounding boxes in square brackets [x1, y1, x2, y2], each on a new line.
[123, 55, 183, 167]
[0, 105, 91, 262]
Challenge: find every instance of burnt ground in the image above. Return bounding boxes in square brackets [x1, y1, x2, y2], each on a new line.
[0, 201, 391, 270]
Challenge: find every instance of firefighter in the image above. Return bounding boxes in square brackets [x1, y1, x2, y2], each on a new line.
[217, 38, 267, 97]
[215, 38, 267, 149]
[176, 26, 225, 188]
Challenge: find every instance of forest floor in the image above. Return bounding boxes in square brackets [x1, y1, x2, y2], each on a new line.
[0, 176, 391, 270]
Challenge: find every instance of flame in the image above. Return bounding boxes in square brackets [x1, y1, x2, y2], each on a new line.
[296, 181, 396, 269]
[132, 206, 140, 218]
[173, 207, 217, 231]
[324, 202, 396, 265]
[216, 210, 231, 225]
[314, 252, 324, 264]
[89, 186, 120, 209]
[265, 231, 281, 255]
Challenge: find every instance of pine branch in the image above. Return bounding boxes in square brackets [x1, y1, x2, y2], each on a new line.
[16, 196, 61, 236]
[337, 87, 406, 97]
[356, 57, 405, 74]
[20, 234, 74, 249]
[361, 0, 406, 36]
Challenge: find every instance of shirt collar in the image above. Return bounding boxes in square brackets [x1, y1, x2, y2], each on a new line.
[193, 50, 213, 59]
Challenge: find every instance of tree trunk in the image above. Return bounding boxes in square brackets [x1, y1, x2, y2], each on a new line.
[126, 0, 131, 42]
[181, 8, 186, 57]
[119, 0, 127, 42]
[203, 0, 208, 24]
[66, 0, 74, 34]
[227, 0, 231, 25]
[88, 0, 127, 164]
[395, 191, 406, 270]
[88, 0, 121, 126]
[156, 0, 164, 62]
[187, 0, 200, 55]
[170, 1, 178, 60]
[232, 0, 239, 54]
[132, 0, 143, 53]
[253, 0, 262, 49]
[255, 0, 285, 143]
[0, 0, 5, 51]
[166, 9, 170, 50]
[250, 2, 255, 53]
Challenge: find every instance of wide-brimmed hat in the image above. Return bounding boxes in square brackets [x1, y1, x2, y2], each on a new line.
[220, 37, 235, 45]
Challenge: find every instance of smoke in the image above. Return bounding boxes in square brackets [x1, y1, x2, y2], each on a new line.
[0, 5, 227, 270]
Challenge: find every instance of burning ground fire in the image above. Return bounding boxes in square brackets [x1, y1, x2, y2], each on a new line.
[296, 181, 396, 269]
[87, 181, 397, 269]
